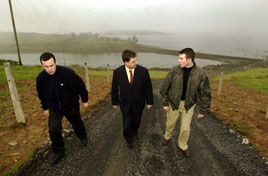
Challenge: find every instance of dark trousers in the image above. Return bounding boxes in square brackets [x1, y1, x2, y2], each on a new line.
[48, 107, 87, 154]
[122, 107, 143, 144]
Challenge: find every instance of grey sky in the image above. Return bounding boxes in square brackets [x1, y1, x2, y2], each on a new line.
[1, 0, 267, 37]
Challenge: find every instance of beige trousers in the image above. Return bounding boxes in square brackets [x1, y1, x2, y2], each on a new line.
[164, 101, 195, 150]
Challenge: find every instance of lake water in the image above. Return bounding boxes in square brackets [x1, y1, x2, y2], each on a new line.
[4, 32, 267, 68]
[0, 53, 221, 69]
[103, 34, 268, 59]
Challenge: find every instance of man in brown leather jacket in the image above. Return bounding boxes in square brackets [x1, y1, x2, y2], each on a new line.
[160, 48, 211, 158]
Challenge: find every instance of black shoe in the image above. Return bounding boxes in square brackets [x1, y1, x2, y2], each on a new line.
[80, 138, 88, 147]
[133, 134, 138, 140]
[48, 152, 65, 165]
[126, 139, 134, 149]
[127, 142, 133, 149]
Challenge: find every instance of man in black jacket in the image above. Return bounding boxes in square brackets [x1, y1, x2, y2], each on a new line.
[36, 52, 88, 165]
[112, 50, 153, 149]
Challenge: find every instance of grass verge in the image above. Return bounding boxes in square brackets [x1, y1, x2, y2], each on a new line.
[4, 163, 22, 176]
[0, 64, 169, 83]
[229, 122, 251, 135]
[212, 68, 268, 94]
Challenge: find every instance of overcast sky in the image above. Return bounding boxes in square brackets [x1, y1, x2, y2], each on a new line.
[1, 0, 267, 37]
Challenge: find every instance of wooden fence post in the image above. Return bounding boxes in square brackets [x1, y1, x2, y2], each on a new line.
[4, 62, 25, 123]
[217, 72, 223, 96]
[84, 62, 90, 92]
[107, 64, 110, 84]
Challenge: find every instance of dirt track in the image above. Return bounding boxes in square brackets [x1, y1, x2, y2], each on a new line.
[16, 80, 268, 176]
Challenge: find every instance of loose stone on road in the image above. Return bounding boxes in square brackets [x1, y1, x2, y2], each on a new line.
[18, 80, 268, 176]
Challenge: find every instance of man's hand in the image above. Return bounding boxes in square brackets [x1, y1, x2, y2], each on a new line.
[113, 105, 119, 110]
[197, 113, 204, 119]
[83, 102, 88, 108]
[44, 110, 49, 118]
[146, 105, 152, 109]
[163, 106, 169, 112]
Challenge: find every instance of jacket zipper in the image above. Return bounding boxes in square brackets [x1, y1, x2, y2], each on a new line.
[52, 77, 61, 111]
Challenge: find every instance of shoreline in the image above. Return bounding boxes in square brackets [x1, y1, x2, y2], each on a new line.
[0, 43, 262, 73]
[0, 31, 262, 66]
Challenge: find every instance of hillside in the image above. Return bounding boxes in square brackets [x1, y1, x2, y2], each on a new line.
[0, 31, 140, 54]
[102, 30, 172, 35]
[0, 31, 258, 61]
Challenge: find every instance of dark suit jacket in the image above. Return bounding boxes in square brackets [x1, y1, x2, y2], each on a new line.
[112, 65, 153, 114]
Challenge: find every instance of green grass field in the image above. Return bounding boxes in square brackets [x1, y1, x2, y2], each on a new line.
[149, 70, 168, 79]
[0, 65, 42, 83]
[212, 68, 268, 94]
[0, 64, 168, 83]
[2, 64, 267, 94]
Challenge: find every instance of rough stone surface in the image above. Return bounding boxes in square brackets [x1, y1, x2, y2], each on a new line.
[242, 138, 249, 145]
[8, 142, 18, 146]
[14, 81, 268, 176]
[229, 129, 235, 134]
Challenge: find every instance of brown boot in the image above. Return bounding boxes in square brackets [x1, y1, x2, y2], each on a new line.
[180, 148, 190, 158]
[162, 138, 169, 146]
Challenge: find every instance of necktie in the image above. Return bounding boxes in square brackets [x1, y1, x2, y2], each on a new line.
[129, 70, 133, 86]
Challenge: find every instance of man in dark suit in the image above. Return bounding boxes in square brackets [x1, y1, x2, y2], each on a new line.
[112, 50, 153, 149]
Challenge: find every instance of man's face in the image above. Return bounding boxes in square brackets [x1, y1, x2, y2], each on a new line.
[125, 57, 138, 69]
[178, 53, 192, 68]
[41, 57, 56, 75]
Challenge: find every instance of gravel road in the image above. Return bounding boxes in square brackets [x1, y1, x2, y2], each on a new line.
[17, 80, 268, 176]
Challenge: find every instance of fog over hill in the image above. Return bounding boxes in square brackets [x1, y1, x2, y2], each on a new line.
[1, 0, 267, 57]
[103, 30, 172, 35]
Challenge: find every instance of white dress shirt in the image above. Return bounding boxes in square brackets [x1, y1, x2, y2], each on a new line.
[125, 66, 135, 83]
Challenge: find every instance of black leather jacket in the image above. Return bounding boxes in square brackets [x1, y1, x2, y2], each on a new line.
[36, 66, 88, 112]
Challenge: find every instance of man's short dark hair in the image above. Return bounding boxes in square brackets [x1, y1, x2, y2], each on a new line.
[179, 48, 195, 62]
[122, 50, 136, 62]
[40, 52, 56, 63]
